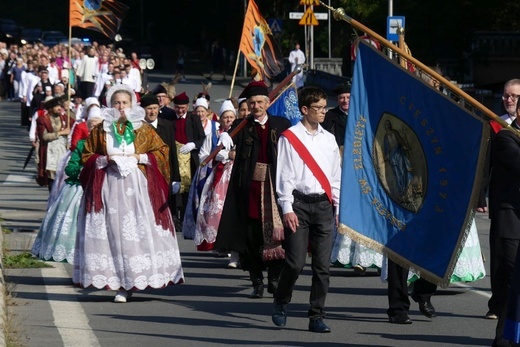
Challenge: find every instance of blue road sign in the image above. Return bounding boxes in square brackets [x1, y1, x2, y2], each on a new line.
[269, 18, 282, 34]
[387, 16, 405, 42]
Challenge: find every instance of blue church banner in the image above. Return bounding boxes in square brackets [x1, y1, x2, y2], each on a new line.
[268, 83, 302, 125]
[339, 42, 488, 286]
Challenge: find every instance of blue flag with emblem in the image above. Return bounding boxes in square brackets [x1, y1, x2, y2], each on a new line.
[268, 83, 301, 125]
[339, 41, 488, 286]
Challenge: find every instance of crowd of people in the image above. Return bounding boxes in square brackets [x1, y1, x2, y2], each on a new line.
[3, 37, 520, 344]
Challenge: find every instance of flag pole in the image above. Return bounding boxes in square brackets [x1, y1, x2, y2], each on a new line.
[67, 2, 73, 132]
[320, 2, 509, 130]
[200, 66, 302, 167]
[228, 51, 242, 98]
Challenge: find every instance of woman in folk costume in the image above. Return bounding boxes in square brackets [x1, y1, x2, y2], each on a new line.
[48, 97, 100, 209]
[74, 84, 184, 303]
[32, 107, 104, 264]
[330, 232, 383, 274]
[379, 217, 485, 282]
[182, 97, 219, 240]
[194, 96, 214, 137]
[194, 100, 240, 267]
[410, 218, 485, 283]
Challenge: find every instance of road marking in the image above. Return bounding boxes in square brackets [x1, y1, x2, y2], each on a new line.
[3, 174, 33, 184]
[452, 281, 491, 298]
[42, 263, 100, 347]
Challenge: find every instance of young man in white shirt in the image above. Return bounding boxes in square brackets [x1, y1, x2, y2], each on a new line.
[272, 86, 341, 333]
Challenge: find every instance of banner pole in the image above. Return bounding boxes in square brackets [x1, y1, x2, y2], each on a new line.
[320, 2, 509, 130]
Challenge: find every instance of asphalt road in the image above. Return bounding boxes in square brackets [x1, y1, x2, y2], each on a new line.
[0, 72, 497, 347]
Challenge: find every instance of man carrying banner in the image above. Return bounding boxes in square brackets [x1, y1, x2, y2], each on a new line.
[487, 78, 520, 321]
[271, 86, 341, 333]
[489, 100, 520, 347]
[215, 81, 290, 299]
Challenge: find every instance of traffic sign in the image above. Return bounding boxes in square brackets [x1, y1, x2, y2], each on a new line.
[299, 0, 320, 5]
[268, 18, 282, 34]
[299, 8, 319, 26]
[387, 16, 405, 42]
[289, 12, 328, 20]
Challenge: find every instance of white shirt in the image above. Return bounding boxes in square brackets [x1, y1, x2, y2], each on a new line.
[500, 113, 515, 124]
[121, 75, 139, 92]
[276, 121, 341, 215]
[289, 48, 306, 68]
[47, 64, 59, 85]
[148, 119, 158, 128]
[198, 123, 222, 162]
[76, 55, 99, 83]
[29, 110, 40, 142]
[24, 73, 40, 106]
[94, 71, 113, 97]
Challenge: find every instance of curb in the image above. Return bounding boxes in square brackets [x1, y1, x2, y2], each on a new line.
[0, 224, 6, 347]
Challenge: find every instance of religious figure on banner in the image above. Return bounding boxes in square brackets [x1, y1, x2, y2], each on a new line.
[373, 114, 426, 212]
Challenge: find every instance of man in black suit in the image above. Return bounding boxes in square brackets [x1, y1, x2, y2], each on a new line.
[489, 100, 520, 347]
[322, 82, 350, 150]
[171, 91, 206, 226]
[487, 79, 520, 321]
[141, 93, 181, 214]
[215, 81, 291, 299]
[153, 83, 176, 121]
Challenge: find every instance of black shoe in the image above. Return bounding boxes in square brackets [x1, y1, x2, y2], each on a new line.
[418, 301, 436, 318]
[492, 337, 513, 347]
[308, 317, 331, 333]
[388, 314, 412, 324]
[272, 304, 287, 327]
[248, 284, 264, 299]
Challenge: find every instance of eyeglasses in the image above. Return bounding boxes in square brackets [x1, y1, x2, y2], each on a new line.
[309, 105, 327, 112]
[502, 94, 520, 101]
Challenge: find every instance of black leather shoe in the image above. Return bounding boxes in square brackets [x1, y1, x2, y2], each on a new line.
[418, 301, 436, 318]
[308, 317, 331, 333]
[388, 314, 412, 324]
[492, 337, 513, 347]
[248, 285, 264, 299]
[272, 304, 287, 327]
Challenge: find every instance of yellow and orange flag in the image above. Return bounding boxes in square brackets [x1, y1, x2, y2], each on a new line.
[239, 0, 285, 81]
[70, 0, 128, 40]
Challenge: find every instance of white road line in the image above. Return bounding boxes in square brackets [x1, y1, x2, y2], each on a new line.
[3, 174, 33, 184]
[42, 263, 100, 347]
[452, 281, 492, 298]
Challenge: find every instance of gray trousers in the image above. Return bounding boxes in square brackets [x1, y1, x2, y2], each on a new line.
[274, 195, 335, 319]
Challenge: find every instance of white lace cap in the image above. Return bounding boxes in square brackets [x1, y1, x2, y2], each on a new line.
[219, 99, 236, 117]
[105, 84, 137, 108]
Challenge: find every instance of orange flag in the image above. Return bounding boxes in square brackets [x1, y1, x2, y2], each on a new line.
[239, 0, 284, 81]
[70, 0, 128, 40]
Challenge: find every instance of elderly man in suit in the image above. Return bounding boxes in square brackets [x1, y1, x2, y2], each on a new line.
[171, 91, 206, 228]
[489, 99, 520, 347]
[215, 81, 291, 299]
[141, 93, 181, 213]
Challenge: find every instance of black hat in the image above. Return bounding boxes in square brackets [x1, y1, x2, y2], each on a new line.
[140, 93, 159, 108]
[73, 90, 82, 99]
[44, 96, 61, 109]
[38, 65, 49, 73]
[239, 81, 269, 99]
[333, 83, 351, 95]
[152, 84, 168, 95]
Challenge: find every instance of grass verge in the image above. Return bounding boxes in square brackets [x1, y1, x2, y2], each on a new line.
[3, 253, 52, 269]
